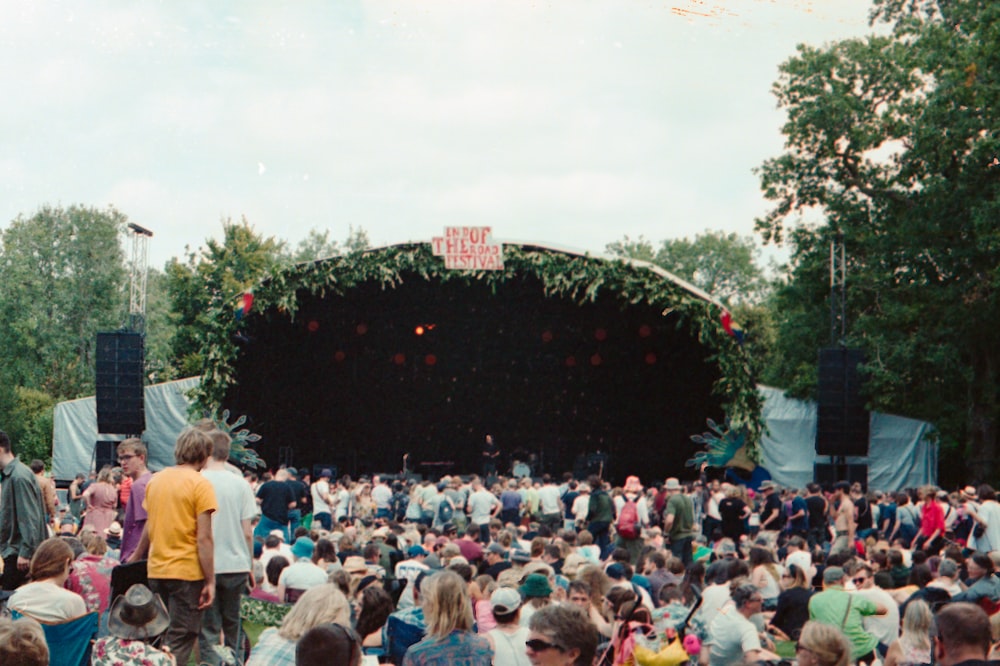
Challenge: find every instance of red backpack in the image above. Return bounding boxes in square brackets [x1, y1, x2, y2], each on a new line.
[617, 498, 640, 539]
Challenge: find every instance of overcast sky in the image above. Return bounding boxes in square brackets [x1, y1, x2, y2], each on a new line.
[1, 0, 877, 269]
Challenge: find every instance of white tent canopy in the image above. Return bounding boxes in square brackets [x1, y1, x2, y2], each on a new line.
[52, 379, 937, 490]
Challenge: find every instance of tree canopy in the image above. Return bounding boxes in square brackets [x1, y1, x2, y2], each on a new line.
[756, 0, 1000, 482]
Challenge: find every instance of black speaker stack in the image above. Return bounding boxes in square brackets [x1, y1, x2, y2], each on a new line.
[814, 347, 869, 485]
[95, 331, 146, 436]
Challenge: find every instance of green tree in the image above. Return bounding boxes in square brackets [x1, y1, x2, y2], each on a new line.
[755, 0, 1000, 481]
[290, 225, 371, 263]
[7, 387, 57, 465]
[166, 218, 287, 378]
[0, 204, 128, 399]
[606, 231, 768, 305]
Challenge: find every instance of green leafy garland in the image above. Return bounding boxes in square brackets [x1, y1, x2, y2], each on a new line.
[191, 243, 764, 457]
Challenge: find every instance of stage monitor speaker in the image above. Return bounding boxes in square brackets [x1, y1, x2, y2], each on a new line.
[95, 440, 118, 471]
[814, 463, 868, 489]
[815, 348, 869, 456]
[96, 331, 145, 435]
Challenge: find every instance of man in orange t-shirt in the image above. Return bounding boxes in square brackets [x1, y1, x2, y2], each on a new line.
[131, 427, 218, 665]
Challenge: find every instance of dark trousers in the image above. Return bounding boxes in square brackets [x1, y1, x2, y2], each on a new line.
[199, 572, 247, 666]
[1, 554, 29, 591]
[150, 578, 205, 666]
[670, 536, 694, 568]
[589, 520, 611, 553]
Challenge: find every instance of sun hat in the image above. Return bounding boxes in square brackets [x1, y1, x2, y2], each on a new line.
[343, 555, 369, 574]
[269, 529, 287, 541]
[105, 521, 123, 538]
[291, 536, 315, 560]
[624, 475, 643, 493]
[519, 573, 554, 598]
[490, 587, 523, 614]
[108, 584, 170, 640]
[510, 548, 531, 564]
[664, 478, 681, 491]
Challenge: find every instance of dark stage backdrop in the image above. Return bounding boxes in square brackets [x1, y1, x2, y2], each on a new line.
[224, 272, 723, 484]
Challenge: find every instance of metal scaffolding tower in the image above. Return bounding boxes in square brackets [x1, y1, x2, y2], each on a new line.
[127, 223, 154, 333]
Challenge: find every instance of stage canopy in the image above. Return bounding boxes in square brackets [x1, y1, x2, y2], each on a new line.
[188, 242, 760, 483]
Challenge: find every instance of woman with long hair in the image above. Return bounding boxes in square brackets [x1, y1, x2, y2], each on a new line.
[883, 599, 932, 666]
[402, 570, 492, 666]
[794, 621, 852, 666]
[355, 584, 394, 650]
[247, 583, 351, 665]
[82, 466, 118, 534]
[749, 546, 783, 611]
[8, 537, 87, 622]
[768, 563, 813, 641]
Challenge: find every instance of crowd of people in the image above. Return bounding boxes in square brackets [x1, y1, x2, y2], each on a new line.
[2, 427, 1000, 665]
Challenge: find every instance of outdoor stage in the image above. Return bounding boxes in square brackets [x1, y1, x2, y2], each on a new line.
[220, 243, 739, 483]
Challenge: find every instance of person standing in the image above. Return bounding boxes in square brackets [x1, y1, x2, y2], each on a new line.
[482, 434, 500, 480]
[831, 482, 855, 556]
[130, 427, 218, 666]
[311, 468, 335, 530]
[466, 478, 501, 544]
[28, 460, 58, 527]
[82, 466, 119, 535]
[0, 431, 48, 590]
[586, 475, 615, 554]
[199, 427, 258, 666]
[117, 437, 152, 563]
[254, 469, 296, 541]
[663, 477, 695, 567]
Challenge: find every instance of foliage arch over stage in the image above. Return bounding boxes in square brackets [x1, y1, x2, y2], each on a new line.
[192, 243, 761, 480]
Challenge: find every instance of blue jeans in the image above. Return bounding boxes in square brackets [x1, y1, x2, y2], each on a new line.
[254, 514, 290, 542]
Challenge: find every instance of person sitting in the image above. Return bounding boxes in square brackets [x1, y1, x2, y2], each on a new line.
[525, 604, 599, 666]
[8, 537, 87, 622]
[883, 599, 932, 666]
[295, 623, 362, 666]
[932, 602, 995, 666]
[0, 616, 49, 666]
[951, 552, 1000, 606]
[794, 620, 853, 666]
[277, 537, 328, 601]
[702, 583, 781, 665]
[92, 583, 175, 666]
[485, 587, 530, 666]
[65, 530, 117, 618]
[768, 562, 813, 641]
[355, 584, 394, 652]
[247, 583, 351, 666]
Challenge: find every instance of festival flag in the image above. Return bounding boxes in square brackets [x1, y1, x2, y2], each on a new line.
[720, 310, 744, 345]
[234, 291, 254, 321]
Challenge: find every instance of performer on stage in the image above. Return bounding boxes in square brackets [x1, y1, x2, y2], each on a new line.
[482, 434, 500, 479]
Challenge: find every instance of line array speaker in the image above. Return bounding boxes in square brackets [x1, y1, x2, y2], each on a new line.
[815, 347, 869, 456]
[96, 331, 146, 435]
[95, 440, 118, 471]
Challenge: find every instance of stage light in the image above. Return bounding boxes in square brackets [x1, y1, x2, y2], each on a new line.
[334, 350, 346, 362]
[565, 356, 577, 367]
[645, 352, 657, 364]
[393, 353, 406, 365]
[425, 354, 437, 366]
[415, 326, 425, 336]
[307, 320, 320, 332]
[356, 323, 368, 335]
[541, 330, 553, 343]
[638, 324, 651, 338]
[590, 353, 602, 366]
[594, 328, 607, 341]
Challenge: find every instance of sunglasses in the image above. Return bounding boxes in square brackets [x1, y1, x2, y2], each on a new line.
[852, 577, 868, 585]
[526, 638, 565, 652]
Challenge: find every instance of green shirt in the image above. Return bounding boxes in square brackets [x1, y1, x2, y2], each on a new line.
[666, 492, 695, 540]
[808, 587, 879, 659]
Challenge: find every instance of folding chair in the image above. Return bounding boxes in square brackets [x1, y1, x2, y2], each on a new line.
[11, 610, 99, 666]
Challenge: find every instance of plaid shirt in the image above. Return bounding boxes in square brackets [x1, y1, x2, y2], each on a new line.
[246, 627, 296, 666]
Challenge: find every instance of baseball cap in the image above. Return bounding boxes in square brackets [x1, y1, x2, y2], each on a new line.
[408, 545, 429, 558]
[486, 542, 507, 556]
[490, 587, 523, 614]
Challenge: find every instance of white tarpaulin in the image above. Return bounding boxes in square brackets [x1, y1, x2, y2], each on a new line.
[53, 379, 937, 490]
[52, 377, 200, 478]
[758, 385, 937, 491]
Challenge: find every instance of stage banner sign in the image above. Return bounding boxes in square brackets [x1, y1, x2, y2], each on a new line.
[431, 226, 505, 270]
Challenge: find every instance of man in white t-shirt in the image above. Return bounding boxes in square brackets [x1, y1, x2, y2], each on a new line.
[783, 536, 815, 584]
[537, 475, 564, 532]
[372, 475, 393, 521]
[850, 563, 899, 657]
[333, 478, 352, 524]
[311, 469, 334, 530]
[198, 426, 258, 666]
[466, 479, 500, 543]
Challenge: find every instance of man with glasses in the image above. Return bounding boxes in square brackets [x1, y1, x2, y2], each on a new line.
[809, 566, 888, 664]
[849, 563, 898, 660]
[703, 583, 781, 666]
[117, 437, 151, 563]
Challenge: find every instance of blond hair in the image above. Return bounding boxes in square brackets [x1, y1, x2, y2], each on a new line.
[117, 437, 146, 460]
[278, 584, 351, 641]
[174, 427, 213, 466]
[0, 617, 48, 666]
[797, 621, 852, 666]
[422, 570, 474, 639]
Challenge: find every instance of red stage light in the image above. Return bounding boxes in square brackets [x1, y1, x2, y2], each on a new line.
[334, 350, 346, 362]
[595, 328, 607, 341]
[645, 352, 657, 364]
[591, 353, 602, 366]
[393, 353, 406, 365]
[639, 324, 651, 338]
[415, 326, 425, 336]
[565, 356, 577, 367]
[356, 323, 368, 335]
[307, 320, 319, 332]
[541, 330, 553, 343]
[425, 354, 437, 366]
